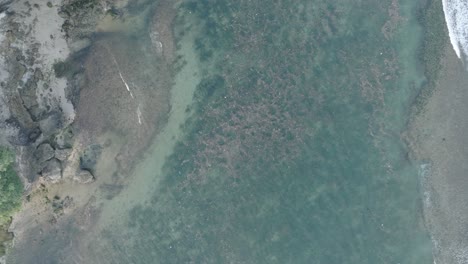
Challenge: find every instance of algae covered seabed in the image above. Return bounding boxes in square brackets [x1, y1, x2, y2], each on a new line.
[7, 0, 441, 263]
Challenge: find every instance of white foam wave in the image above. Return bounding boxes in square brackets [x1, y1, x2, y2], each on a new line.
[442, 0, 468, 59]
[419, 163, 433, 208]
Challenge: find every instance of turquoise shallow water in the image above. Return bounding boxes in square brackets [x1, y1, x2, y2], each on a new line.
[89, 0, 433, 263]
[8, 0, 435, 263]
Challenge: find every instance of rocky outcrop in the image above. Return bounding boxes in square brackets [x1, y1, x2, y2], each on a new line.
[6, 120, 41, 146]
[0, 0, 75, 186]
[41, 158, 62, 183]
[54, 128, 74, 149]
[73, 169, 94, 184]
[39, 111, 65, 139]
[0, 0, 126, 187]
[79, 144, 101, 173]
[34, 143, 54, 164]
[54, 148, 72, 161]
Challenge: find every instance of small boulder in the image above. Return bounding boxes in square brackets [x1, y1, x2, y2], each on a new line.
[79, 144, 102, 172]
[54, 127, 74, 149]
[73, 170, 94, 184]
[41, 158, 62, 182]
[34, 143, 55, 164]
[39, 111, 64, 138]
[55, 148, 72, 161]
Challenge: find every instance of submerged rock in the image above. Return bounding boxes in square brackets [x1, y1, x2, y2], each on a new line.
[41, 158, 62, 182]
[79, 144, 101, 172]
[73, 169, 94, 184]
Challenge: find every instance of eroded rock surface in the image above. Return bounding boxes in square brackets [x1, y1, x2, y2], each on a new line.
[54, 148, 72, 161]
[73, 169, 94, 184]
[79, 144, 101, 173]
[34, 143, 55, 164]
[41, 158, 62, 182]
[54, 128, 74, 149]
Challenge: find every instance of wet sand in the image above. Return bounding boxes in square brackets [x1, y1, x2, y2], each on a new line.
[409, 42, 468, 263]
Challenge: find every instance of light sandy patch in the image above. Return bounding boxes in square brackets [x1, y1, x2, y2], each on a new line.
[94, 12, 201, 233]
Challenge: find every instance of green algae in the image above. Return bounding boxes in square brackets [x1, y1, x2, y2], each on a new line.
[0, 147, 22, 227]
[413, 0, 447, 114]
[0, 147, 22, 257]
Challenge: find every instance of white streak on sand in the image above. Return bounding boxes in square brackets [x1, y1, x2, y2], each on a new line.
[105, 45, 135, 99]
[136, 105, 142, 125]
[103, 46, 146, 126]
[118, 71, 134, 98]
[442, 0, 468, 59]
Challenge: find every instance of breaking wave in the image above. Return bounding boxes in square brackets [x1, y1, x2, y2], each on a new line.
[442, 0, 468, 60]
[418, 163, 433, 209]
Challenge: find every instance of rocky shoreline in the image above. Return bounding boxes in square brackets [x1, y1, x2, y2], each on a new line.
[0, 0, 107, 259]
[0, 0, 176, 261]
[0, 0, 108, 187]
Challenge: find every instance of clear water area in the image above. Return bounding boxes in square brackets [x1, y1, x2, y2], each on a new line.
[14, 0, 434, 263]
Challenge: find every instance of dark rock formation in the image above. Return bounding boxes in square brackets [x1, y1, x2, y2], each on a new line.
[79, 144, 101, 173]
[54, 127, 74, 149]
[0, 0, 12, 11]
[41, 158, 62, 182]
[12, 125, 41, 146]
[54, 148, 72, 161]
[39, 111, 64, 139]
[34, 143, 54, 164]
